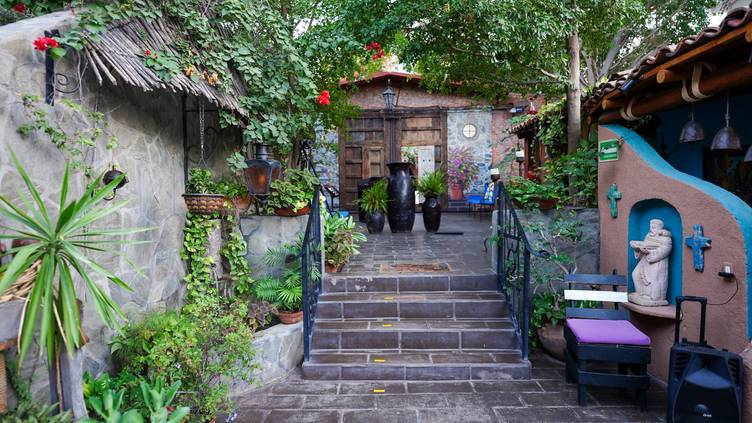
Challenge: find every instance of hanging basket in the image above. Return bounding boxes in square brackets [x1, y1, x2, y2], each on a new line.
[182, 194, 228, 215]
[0, 261, 40, 303]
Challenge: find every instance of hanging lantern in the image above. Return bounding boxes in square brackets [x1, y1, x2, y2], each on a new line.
[382, 79, 395, 111]
[679, 108, 704, 143]
[527, 98, 538, 115]
[711, 93, 742, 151]
[744, 145, 752, 163]
[102, 166, 129, 201]
[243, 144, 281, 200]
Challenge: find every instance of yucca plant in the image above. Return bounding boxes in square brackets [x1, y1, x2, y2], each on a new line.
[0, 152, 151, 366]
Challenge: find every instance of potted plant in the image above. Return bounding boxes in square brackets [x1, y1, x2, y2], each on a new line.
[354, 179, 388, 233]
[324, 213, 367, 272]
[415, 170, 447, 232]
[447, 146, 479, 201]
[183, 168, 226, 214]
[531, 290, 567, 360]
[215, 177, 250, 214]
[506, 177, 562, 210]
[267, 169, 318, 217]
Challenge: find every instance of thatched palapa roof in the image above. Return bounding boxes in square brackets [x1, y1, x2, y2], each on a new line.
[83, 16, 247, 115]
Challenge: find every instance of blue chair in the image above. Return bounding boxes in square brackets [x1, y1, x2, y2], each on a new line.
[466, 183, 495, 211]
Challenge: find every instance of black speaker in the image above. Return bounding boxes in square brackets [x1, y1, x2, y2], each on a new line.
[667, 296, 743, 423]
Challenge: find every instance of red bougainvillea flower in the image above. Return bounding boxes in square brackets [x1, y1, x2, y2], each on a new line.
[12, 3, 26, 13]
[317, 90, 331, 105]
[145, 49, 152, 56]
[33, 36, 58, 51]
[364, 44, 372, 51]
[370, 42, 381, 50]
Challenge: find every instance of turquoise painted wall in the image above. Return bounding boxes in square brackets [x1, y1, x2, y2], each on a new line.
[605, 124, 752, 338]
[627, 199, 683, 304]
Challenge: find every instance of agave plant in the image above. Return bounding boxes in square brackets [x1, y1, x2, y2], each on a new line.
[0, 152, 151, 365]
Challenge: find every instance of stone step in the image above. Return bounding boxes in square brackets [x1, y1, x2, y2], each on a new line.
[311, 319, 517, 351]
[322, 273, 497, 294]
[301, 351, 530, 381]
[315, 291, 508, 320]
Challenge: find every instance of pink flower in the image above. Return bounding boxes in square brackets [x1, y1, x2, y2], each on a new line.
[12, 3, 26, 13]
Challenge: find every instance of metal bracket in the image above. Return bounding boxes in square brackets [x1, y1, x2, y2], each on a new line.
[44, 29, 81, 105]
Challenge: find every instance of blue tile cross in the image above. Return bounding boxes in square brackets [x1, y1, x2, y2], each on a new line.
[685, 224, 711, 272]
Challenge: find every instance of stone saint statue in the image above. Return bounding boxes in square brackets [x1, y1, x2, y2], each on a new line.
[628, 219, 672, 306]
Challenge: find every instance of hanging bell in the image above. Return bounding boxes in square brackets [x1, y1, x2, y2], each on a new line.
[744, 145, 752, 163]
[711, 93, 742, 151]
[679, 112, 704, 143]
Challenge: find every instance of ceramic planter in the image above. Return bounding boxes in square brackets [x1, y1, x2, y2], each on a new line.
[278, 310, 303, 324]
[449, 183, 464, 201]
[421, 196, 442, 233]
[366, 210, 385, 234]
[537, 321, 565, 361]
[386, 162, 415, 233]
[274, 206, 310, 217]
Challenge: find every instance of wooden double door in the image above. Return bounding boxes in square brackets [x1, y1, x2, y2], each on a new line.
[339, 110, 447, 211]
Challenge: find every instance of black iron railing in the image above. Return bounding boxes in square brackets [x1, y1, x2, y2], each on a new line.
[301, 187, 323, 361]
[494, 182, 547, 360]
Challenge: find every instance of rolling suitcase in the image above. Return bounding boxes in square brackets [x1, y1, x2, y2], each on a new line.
[667, 296, 743, 422]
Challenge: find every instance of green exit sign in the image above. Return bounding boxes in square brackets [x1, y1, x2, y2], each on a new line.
[599, 139, 620, 162]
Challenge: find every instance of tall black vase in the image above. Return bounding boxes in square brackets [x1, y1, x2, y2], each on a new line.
[386, 162, 415, 233]
[421, 196, 441, 233]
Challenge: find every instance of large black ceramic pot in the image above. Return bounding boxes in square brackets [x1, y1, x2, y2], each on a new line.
[386, 162, 415, 233]
[366, 210, 385, 234]
[421, 195, 441, 233]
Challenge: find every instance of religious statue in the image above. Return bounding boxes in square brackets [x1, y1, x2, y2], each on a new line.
[629, 219, 672, 306]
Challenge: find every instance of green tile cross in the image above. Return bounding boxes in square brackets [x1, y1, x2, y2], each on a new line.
[607, 183, 622, 218]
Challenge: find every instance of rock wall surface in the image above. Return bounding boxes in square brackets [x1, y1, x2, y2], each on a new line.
[0, 12, 187, 402]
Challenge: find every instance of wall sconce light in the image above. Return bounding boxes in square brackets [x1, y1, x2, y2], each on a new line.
[718, 262, 735, 279]
[103, 166, 129, 201]
[515, 148, 525, 163]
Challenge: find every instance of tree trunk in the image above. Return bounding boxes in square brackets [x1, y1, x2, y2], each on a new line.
[566, 31, 581, 154]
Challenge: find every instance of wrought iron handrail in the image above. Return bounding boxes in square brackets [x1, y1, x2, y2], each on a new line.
[494, 182, 548, 360]
[301, 187, 323, 362]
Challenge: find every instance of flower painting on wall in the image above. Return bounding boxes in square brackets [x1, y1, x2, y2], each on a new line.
[447, 145, 480, 200]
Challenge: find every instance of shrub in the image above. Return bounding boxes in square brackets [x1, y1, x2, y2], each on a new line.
[415, 170, 447, 197]
[185, 168, 216, 194]
[324, 213, 366, 269]
[354, 179, 387, 214]
[266, 169, 319, 212]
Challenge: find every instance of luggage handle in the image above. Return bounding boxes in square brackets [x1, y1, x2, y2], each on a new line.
[674, 296, 707, 345]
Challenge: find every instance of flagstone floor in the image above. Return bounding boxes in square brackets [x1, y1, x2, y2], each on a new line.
[341, 212, 494, 275]
[236, 350, 667, 423]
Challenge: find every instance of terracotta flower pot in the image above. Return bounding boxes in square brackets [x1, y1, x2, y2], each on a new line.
[274, 206, 310, 217]
[537, 321, 565, 361]
[449, 184, 464, 201]
[278, 310, 303, 324]
[325, 263, 340, 273]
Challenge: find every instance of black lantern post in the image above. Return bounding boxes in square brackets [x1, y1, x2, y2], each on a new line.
[383, 79, 398, 161]
[243, 144, 281, 201]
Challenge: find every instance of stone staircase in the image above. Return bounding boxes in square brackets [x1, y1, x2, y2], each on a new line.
[301, 273, 531, 381]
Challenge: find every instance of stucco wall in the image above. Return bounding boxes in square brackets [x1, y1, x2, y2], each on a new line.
[0, 13, 186, 401]
[597, 125, 751, 382]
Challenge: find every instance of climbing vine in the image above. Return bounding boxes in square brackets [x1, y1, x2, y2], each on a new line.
[16, 93, 118, 176]
[180, 212, 220, 302]
[220, 216, 253, 296]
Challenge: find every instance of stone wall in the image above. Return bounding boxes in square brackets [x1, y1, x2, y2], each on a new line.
[0, 13, 187, 402]
[241, 215, 310, 275]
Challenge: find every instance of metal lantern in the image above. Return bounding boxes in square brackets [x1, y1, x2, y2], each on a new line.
[679, 110, 704, 143]
[102, 166, 129, 200]
[515, 148, 526, 163]
[243, 144, 281, 200]
[744, 145, 752, 163]
[711, 94, 742, 151]
[382, 79, 395, 111]
[489, 168, 500, 182]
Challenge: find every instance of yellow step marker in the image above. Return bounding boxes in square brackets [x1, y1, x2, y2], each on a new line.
[373, 389, 385, 393]
[383, 296, 394, 300]
[373, 358, 386, 363]
[382, 324, 393, 327]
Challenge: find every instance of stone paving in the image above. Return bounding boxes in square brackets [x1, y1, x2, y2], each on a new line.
[342, 212, 493, 275]
[236, 350, 667, 422]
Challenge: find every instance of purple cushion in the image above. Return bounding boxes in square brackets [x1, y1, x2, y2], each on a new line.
[567, 319, 651, 346]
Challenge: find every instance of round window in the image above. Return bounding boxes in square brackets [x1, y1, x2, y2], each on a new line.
[462, 124, 477, 138]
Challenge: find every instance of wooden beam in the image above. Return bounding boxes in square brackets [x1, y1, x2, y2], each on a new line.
[602, 97, 630, 109]
[656, 68, 690, 84]
[640, 23, 752, 81]
[599, 62, 752, 123]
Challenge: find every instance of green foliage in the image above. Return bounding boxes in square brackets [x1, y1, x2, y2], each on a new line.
[505, 177, 563, 209]
[143, 49, 181, 81]
[180, 213, 220, 301]
[354, 179, 387, 214]
[323, 213, 366, 269]
[254, 235, 320, 312]
[267, 169, 319, 212]
[83, 371, 146, 417]
[226, 151, 248, 174]
[111, 300, 257, 422]
[221, 216, 254, 296]
[2, 357, 72, 422]
[16, 94, 118, 177]
[82, 376, 190, 423]
[0, 153, 150, 367]
[139, 377, 190, 423]
[185, 168, 216, 194]
[543, 139, 598, 207]
[81, 389, 144, 423]
[415, 170, 447, 197]
[214, 177, 248, 199]
[535, 100, 566, 148]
